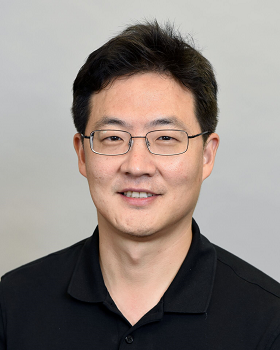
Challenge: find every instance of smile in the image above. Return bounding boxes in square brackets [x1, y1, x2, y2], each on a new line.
[123, 191, 154, 198]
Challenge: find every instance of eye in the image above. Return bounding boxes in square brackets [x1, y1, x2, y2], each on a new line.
[98, 133, 125, 143]
[106, 136, 123, 142]
[158, 135, 175, 141]
[157, 135, 179, 142]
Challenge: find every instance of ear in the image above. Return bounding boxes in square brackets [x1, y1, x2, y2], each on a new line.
[202, 133, 219, 181]
[73, 133, 87, 178]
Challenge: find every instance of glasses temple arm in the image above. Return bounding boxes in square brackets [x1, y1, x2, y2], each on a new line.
[188, 131, 210, 139]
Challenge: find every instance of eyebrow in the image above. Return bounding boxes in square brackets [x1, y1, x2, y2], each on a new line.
[93, 116, 186, 130]
[93, 116, 132, 129]
[147, 117, 186, 130]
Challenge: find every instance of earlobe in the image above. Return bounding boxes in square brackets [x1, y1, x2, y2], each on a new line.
[202, 133, 219, 181]
[73, 133, 87, 178]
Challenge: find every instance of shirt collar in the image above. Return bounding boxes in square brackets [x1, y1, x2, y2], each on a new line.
[163, 219, 217, 313]
[68, 219, 217, 314]
[67, 227, 107, 303]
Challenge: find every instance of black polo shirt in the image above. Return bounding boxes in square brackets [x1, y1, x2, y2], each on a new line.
[1, 220, 280, 349]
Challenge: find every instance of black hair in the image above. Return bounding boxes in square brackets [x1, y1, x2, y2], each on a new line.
[72, 20, 218, 141]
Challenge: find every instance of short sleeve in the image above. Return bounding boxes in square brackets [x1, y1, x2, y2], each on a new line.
[0, 283, 7, 350]
[270, 332, 280, 350]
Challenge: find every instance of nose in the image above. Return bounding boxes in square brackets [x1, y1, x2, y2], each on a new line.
[120, 137, 156, 177]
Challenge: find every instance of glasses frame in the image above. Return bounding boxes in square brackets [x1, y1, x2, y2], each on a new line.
[81, 129, 210, 156]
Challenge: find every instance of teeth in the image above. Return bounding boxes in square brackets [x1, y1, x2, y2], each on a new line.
[124, 191, 154, 198]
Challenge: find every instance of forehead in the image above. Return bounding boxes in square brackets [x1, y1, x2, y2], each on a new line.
[87, 73, 199, 131]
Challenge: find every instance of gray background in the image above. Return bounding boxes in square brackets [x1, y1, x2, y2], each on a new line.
[1, 0, 280, 281]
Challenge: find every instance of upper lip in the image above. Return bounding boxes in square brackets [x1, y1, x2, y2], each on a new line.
[119, 188, 158, 195]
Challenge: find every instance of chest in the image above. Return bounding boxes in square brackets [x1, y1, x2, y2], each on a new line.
[5, 301, 272, 350]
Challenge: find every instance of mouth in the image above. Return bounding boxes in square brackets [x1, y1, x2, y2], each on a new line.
[122, 191, 155, 198]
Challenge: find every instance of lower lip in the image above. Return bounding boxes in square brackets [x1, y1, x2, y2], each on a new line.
[119, 193, 158, 206]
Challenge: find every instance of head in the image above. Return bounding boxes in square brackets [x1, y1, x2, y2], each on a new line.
[72, 21, 219, 240]
[72, 20, 218, 141]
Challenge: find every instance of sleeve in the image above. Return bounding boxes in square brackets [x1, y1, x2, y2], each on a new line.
[270, 332, 280, 350]
[0, 283, 7, 350]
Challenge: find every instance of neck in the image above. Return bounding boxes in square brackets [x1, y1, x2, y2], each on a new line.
[98, 218, 193, 325]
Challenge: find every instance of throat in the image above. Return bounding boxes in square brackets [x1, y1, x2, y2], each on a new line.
[98, 220, 193, 325]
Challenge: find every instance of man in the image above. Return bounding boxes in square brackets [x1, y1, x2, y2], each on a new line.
[0, 21, 280, 349]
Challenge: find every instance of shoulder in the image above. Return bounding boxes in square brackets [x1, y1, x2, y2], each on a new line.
[0, 238, 87, 291]
[213, 243, 280, 300]
[209, 244, 280, 348]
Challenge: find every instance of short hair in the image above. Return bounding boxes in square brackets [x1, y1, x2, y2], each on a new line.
[72, 20, 218, 141]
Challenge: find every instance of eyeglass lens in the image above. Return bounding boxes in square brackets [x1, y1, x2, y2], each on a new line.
[90, 130, 189, 156]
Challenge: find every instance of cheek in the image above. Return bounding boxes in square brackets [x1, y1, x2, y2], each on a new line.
[85, 157, 117, 196]
[163, 157, 202, 184]
[85, 161, 114, 217]
[162, 157, 203, 203]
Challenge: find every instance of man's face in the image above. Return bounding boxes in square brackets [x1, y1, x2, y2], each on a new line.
[74, 73, 219, 238]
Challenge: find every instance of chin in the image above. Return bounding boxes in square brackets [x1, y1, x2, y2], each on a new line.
[125, 230, 156, 239]
[114, 221, 159, 239]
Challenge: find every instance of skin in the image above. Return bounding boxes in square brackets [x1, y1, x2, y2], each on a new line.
[74, 72, 219, 324]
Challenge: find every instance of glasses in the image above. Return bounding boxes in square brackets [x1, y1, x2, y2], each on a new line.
[81, 129, 209, 156]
